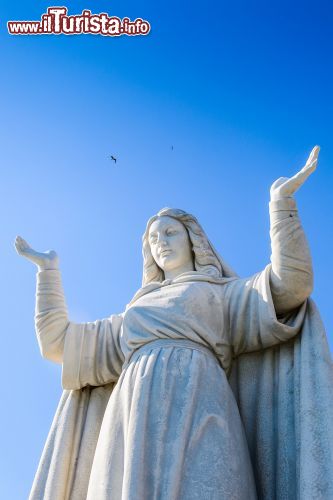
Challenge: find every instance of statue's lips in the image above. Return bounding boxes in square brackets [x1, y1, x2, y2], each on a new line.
[160, 249, 172, 257]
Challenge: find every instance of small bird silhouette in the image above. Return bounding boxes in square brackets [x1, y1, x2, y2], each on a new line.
[171, 145, 174, 151]
[110, 155, 117, 163]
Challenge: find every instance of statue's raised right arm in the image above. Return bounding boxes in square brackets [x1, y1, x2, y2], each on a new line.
[15, 236, 67, 363]
[14, 236, 124, 389]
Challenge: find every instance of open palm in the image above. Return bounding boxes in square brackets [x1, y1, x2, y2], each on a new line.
[15, 236, 59, 270]
[270, 146, 319, 201]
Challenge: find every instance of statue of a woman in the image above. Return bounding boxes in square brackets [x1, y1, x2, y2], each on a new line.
[16, 147, 333, 500]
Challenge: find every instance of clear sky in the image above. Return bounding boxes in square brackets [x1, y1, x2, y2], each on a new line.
[1, 1, 332, 497]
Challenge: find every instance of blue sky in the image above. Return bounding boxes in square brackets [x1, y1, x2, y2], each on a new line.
[1, 1, 332, 497]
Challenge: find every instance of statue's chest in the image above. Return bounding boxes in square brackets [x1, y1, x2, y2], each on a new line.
[127, 281, 223, 327]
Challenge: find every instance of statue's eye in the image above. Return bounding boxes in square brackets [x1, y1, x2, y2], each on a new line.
[166, 229, 176, 236]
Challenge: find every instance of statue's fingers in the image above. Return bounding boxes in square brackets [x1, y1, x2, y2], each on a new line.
[271, 147, 319, 198]
[15, 236, 24, 248]
[295, 147, 320, 176]
[16, 236, 32, 253]
[281, 159, 317, 195]
[18, 236, 31, 248]
[293, 158, 318, 182]
[14, 240, 26, 255]
[15, 237, 35, 258]
[305, 145, 320, 166]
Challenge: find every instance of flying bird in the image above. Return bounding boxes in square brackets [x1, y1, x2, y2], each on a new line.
[110, 155, 117, 163]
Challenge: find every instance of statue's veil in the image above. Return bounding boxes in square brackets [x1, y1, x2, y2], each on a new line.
[142, 207, 237, 286]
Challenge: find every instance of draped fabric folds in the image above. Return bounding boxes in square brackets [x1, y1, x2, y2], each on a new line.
[30, 385, 115, 500]
[230, 299, 333, 499]
[30, 289, 333, 499]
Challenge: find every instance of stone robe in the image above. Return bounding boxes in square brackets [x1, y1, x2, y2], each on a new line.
[29, 199, 333, 499]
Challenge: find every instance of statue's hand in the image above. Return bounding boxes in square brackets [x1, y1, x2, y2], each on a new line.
[15, 236, 59, 271]
[270, 146, 320, 201]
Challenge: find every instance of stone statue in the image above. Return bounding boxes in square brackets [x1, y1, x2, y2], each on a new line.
[15, 146, 333, 500]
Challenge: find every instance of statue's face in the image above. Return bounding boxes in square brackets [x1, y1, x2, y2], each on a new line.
[148, 216, 193, 273]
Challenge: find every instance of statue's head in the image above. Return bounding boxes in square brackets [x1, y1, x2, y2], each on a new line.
[147, 215, 194, 279]
[142, 208, 236, 286]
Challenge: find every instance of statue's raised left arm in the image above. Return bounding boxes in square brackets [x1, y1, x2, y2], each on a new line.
[225, 147, 319, 355]
[269, 146, 319, 315]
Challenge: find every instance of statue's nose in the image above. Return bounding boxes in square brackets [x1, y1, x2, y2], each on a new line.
[157, 239, 169, 253]
[156, 234, 167, 245]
